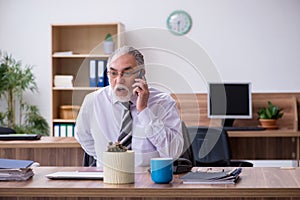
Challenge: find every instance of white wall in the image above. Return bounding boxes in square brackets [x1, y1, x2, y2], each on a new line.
[0, 0, 300, 124]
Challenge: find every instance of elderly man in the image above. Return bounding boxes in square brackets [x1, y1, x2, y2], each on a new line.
[75, 46, 183, 167]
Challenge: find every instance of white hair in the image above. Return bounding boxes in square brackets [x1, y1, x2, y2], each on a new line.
[107, 46, 144, 69]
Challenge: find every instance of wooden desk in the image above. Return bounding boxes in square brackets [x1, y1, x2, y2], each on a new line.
[0, 167, 300, 200]
[0, 137, 84, 166]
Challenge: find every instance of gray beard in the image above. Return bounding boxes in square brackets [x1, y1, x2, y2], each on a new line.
[112, 84, 133, 102]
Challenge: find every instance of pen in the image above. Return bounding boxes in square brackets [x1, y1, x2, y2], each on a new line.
[226, 168, 236, 176]
[227, 167, 242, 176]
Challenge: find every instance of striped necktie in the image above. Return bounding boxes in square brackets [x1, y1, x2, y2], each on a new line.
[118, 102, 133, 149]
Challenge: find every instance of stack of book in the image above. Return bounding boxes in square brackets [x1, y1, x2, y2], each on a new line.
[53, 51, 73, 56]
[0, 168, 34, 181]
[180, 167, 242, 184]
[54, 75, 73, 88]
[0, 158, 36, 181]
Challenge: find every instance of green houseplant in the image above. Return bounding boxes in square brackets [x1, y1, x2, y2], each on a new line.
[257, 101, 284, 129]
[103, 33, 115, 54]
[0, 50, 49, 135]
[104, 33, 113, 42]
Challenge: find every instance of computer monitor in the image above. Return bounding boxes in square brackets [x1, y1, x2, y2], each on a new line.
[208, 82, 252, 127]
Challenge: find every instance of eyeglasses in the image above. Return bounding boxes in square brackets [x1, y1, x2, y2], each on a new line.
[107, 67, 142, 78]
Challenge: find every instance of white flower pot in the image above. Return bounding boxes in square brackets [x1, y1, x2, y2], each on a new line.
[103, 150, 135, 184]
[103, 41, 115, 54]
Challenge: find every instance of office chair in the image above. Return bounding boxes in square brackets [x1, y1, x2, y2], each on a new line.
[187, 126, 253, 167]
[180, 121, 194, 162]
[83, 152, 96, 167]
[173, 121, 194, 174]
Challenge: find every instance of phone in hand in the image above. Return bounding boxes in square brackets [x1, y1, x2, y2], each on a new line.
[134, 69, 145, 96]
[137, 69, 145, 79]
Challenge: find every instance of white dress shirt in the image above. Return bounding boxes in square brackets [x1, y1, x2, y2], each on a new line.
[75, 86, 183, 167]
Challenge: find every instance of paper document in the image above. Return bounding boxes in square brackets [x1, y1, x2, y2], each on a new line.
[180, 167, 242, 184]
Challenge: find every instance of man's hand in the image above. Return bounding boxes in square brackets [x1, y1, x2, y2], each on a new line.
[132, 78, 149, 112]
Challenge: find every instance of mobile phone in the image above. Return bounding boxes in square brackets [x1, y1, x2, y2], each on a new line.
[134, 70, 145, 96]
[137, 69, 145, 79]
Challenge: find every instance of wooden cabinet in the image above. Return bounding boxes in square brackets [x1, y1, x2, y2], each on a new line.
[0, 137, 84, 166]
[51, 23, 125, 136]
[229, 136, 298, 160]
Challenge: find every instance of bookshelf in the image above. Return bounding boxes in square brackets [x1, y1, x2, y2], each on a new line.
[51, 23, 125, 136]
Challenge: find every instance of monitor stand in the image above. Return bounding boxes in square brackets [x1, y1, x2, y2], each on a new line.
[222, 119, 235, 127]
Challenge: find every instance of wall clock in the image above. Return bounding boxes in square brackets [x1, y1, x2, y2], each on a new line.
[166, 10, 192, 36]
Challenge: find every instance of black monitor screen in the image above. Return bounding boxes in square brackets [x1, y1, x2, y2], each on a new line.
[208, 83, 252, 119]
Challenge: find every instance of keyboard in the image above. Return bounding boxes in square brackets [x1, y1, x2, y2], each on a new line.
[223, 126, 265, 131]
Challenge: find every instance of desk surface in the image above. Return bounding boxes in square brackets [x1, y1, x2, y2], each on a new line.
[228, 129, 300, 137]
[0, 137, 81, 148]
[0, 167, 300, 199]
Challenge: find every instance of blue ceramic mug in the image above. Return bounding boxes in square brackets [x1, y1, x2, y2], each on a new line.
[150, 158, 173, 184]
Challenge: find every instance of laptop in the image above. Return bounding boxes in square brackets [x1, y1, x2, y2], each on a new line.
[0, 134, 41, 140]
[45, 171, 104, 180]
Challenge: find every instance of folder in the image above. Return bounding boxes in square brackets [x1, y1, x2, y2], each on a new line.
[97, 60, 105, 87]
[89, 60, 97, 87]
[60, 124, 67, 137]
[104, 62, 110, 86]
[66, 124, 74, 137]
[180, 167, 242, 184]
[0, 158, 34, 169]
[0, 158, 36, 180]
[54, 124, 60, 137]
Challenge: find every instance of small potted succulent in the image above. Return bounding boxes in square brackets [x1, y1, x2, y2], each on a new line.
[103, 142, 134, 184]
[103, 33, 115, 54]
[257, 101, 284, 129]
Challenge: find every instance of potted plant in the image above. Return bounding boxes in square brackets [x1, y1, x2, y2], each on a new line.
[103, 33, 115, 54]
[0, 50, 49, 136]
[103, 142, 134, 184]
[257, 101, 284, 129]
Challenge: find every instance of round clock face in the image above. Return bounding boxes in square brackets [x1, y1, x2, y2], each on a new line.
[167, 10, 192, 35]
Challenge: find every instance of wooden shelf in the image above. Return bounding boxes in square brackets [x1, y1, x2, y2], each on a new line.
[52, 54, 110, 58]
[53, 87, 100, 91]
[51, 23, 125, 136]
[53, 119, 76, 123]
